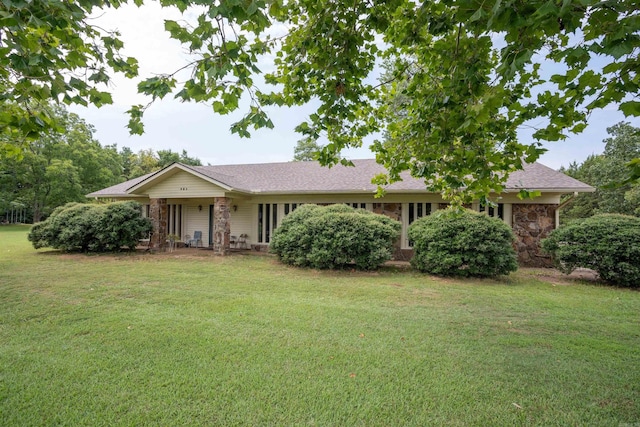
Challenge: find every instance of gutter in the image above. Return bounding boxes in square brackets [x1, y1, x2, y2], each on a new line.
[556, 192, 579, 211]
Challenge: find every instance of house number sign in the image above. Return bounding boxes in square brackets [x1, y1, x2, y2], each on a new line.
[180, 187, 188, 191]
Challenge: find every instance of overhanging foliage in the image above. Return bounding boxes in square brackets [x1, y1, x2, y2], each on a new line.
[2, 0, 638, 203]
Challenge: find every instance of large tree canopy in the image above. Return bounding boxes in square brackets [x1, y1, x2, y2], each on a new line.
[0, 105, 122, 222]
[561, 122, 640, 222]
[2, 0, 638, 203]
[0, 103, 203, 222]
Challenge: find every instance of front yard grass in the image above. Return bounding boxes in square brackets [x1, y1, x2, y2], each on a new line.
[1, 225, 639, 426]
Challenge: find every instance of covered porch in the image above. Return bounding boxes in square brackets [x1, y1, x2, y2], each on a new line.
[147, 197, 233, 255]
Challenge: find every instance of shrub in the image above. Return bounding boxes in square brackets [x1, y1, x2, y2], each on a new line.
[541, 214, 640, 287]
[28, 201, 152, 252]
[270, 204, 401, 270]
[95, 202, 153, 251]
[408, 208, 518, 277]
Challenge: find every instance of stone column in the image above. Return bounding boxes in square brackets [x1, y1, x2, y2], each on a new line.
[213, 197, 231, 255]
[512, 204, 558, 267]
[149, 198, 168, 250]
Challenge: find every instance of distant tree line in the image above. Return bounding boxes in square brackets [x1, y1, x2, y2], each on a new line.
[0, 105, 202, 223]
[560, 122, 640, 223]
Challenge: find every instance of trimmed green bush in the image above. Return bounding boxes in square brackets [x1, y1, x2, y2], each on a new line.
[270, 204, 401, 270]
[408, 208, 518, 277]
[28, 201, 152, 252]
[541, 214, 640, 287]
[94, 202, 153, 251]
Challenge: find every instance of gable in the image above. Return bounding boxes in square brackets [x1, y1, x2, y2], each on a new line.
[137, 170, 227, 198]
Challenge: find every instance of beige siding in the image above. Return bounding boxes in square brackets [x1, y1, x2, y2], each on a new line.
[239, 198, 528, 250]
[161, 192, 560, 251]
[230, 203, 253, 244]
[147, 171, 226, 199]
[184, 205, 210, 247]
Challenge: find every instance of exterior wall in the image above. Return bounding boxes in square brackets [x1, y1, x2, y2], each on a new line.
[149, 198, 167, 250]
[184, 205, 210, 247]
[138, 191, 562, 264]
[512, 204, 558, 267]
[372, 202, 402, 220]
[146, 171, 226, 199]
[212, 197, 231, 255]
[229, 203, 253, 241]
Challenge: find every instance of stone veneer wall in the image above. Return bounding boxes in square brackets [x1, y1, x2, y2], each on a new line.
[212, 197, 231, 255]
[373, 203, 401, 220]
[149, 198, 168, 250]
[512, 203, 558, 267]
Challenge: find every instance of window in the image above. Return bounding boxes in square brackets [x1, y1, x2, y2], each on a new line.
[166, 204, 182, 237]
[408, 203, 431, 225]
[348, 203, 367, 209]
[479, 203, 504, 220]
[258, 203, 278, 243]
[407, 203, 432, 247]
[284, 203, 300, 215]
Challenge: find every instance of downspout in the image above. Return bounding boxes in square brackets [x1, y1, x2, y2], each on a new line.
[554, 192, 578, 228]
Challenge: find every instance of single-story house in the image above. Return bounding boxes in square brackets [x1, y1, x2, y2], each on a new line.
[87, 159, 594, 266]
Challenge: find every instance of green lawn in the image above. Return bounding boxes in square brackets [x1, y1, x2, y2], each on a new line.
[1, 225, 639, 426]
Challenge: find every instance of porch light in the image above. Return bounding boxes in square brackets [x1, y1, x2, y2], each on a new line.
[198, 205, 202, 211]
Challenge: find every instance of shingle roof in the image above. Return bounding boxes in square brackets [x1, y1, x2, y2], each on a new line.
[87, 172, 155, 197]
[87, 159, 593, 198]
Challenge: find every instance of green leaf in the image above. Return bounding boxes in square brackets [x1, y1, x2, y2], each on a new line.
[620, 101, 640, 117]
[469, 8, 486, 22]
[212, 101, 226, 113]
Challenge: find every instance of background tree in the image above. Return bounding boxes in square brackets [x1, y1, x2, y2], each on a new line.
[118, 146, 135, 181]
[120, 148, 202, 179]
[561, 122, 640, 222]
[0, 105, 121, 222]
[157, 149, 202, 168]
[292, 138, 323, 162]
[2, 0, 639, 204]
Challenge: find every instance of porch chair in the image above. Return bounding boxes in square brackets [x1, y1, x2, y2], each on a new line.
[230, 235, 238, 249]
[140, 232, 152, 251]
[167, 234, 177, 252]
[188, 231, 203, 248]
[238, 233, 249, 250]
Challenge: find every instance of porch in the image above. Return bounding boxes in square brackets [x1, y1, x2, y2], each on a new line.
[147, 197, 236, 255]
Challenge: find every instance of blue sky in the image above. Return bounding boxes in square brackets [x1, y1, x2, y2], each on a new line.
[71, 3, 639, 170]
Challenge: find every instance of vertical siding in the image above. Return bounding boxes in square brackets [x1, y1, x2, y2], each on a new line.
[230, 203, 253, 244]
[184, 205, 210, 247]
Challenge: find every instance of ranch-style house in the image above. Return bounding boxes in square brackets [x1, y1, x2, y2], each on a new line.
[88, 159, 594, 266]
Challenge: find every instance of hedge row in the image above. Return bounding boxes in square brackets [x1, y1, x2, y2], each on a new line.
[29, 202, 639, 287]
[542, 214, 640, 288]
[28, 201, 152, 252]
[408, 209, 518, 277]
[270, 204, 401, 270]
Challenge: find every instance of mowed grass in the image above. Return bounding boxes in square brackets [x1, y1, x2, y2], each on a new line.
[1, 225, 639, 426]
